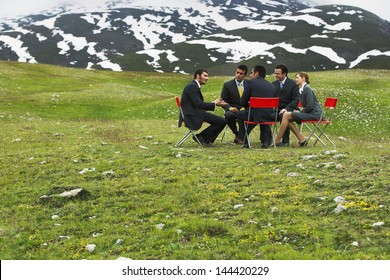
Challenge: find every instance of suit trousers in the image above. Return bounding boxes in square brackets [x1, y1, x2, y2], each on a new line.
[237, 111, 272, 145]
[198, 112, 227, 143]
[224, 110, 238, 135]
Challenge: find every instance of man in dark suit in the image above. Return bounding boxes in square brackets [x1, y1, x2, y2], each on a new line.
[179, 69, 227, 146]
[272, 64, 300, 146]
[220, 64, 248, 144]
[237, 65, 276, 148]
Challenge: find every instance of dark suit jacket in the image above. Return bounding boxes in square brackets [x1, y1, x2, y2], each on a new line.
[272, 77, 300, 111]
[241, 77, 276, 122]
[179, 80, 216, 130]
[300, 84, 323, 119]
[220, 79, 247, 111]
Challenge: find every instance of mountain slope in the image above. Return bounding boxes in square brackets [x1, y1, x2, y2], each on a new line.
[0, 0, 389, 74]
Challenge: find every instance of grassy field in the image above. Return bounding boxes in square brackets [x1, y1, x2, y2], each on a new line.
[0, 61, 389, 260]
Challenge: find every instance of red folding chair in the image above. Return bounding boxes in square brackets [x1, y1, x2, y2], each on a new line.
[174, 96, 202, 147]
[299, 97, 339, 147]
[244, 97, 279, 148]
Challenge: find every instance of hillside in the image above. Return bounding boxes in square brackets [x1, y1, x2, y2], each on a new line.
[0, 0, 389, 75]
[0, 62, 389, 261]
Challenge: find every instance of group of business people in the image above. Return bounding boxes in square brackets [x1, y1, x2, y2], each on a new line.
[179, 64, 323, 148]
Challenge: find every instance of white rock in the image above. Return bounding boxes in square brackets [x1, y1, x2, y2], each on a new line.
[333, 154, 346, 159]
[271, 207, 279, 213]
[175, 153, 182, 158]
[51, 215, 59, 220]
[317, 162, 336, 168]
[145, 136, 153, 140]
[287, 172, 299, 177]
[176, 229, 182, 234]
[57, 188, 83, 197]
[302, 155, 318, 161]
[59, 235, 70, 240]
[296, 164, 305, 169]
[92, 233, 102, 237]
[234, 204, 244, 209]
[338, 136, 347, 141]
[273, 169, 280, 173]
[156, 223, 165, 230]
[79, 168, 96, 174]
[324, 150, 337, 155]
[372, 222, 384, 227]
[334, 204, 347, 213]
[102, 170, 115, 176]
[335, 164, 343, 169]
[86, 244, 96, 253]
[334, 196, 346, 203]
[351, 241, 359, 247]
[138, 145, 148, 149]
[115, 239, 124, 245]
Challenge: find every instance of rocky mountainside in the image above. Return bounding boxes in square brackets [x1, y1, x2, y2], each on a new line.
[0, 0, 389, 75]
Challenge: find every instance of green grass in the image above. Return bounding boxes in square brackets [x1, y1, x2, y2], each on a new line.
[0, 61, 389, 260]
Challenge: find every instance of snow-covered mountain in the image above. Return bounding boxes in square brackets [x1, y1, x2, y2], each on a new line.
[1, 0, 389, 74]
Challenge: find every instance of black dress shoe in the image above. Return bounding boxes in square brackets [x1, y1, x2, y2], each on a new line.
[274, 142, 284, 147]
[299, 139, 308, 147]
[234, 138, 244, 145]
[281, 142, 289, 146]
[242, 143, 250, 148]
[261, 143, 270, 149]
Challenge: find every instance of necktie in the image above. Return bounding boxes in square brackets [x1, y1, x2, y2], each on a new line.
[280, 81, 284, 90]
[238, 83, 243, 97]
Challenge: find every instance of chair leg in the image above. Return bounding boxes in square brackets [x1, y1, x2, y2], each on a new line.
[220, 125, 228, 143]
[313, 125, 336, 147]
[175, 130, 201, 147]
[244, 123, 251, 148]
[271, 124, 278, 148]
[305, 123, 327, 146]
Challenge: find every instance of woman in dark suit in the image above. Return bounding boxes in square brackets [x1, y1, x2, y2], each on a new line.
[274, 72, 323, 147]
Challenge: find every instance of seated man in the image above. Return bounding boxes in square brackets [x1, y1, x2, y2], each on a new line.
[236, 65, 276, 148]
[220, 64, 248, 144]
[179, 69, 227, 146]
[272, 64, 300, 146]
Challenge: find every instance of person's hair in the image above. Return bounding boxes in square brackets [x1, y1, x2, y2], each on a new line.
[237, 64, 248, 75]
[194, 69, 208, 79]
[297, 72, 310, 84]
[275, 64, 288, 75]
[253, 65, 266, 78]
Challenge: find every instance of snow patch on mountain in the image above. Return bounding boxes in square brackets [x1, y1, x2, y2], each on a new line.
[350, 50, 390, 68]
[0, 35, 36, 63]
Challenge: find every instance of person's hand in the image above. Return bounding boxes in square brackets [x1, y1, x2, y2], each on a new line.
[279, 108, 287, 115]
[229, 107, 238, 113]
[213, 98, 227, 107]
